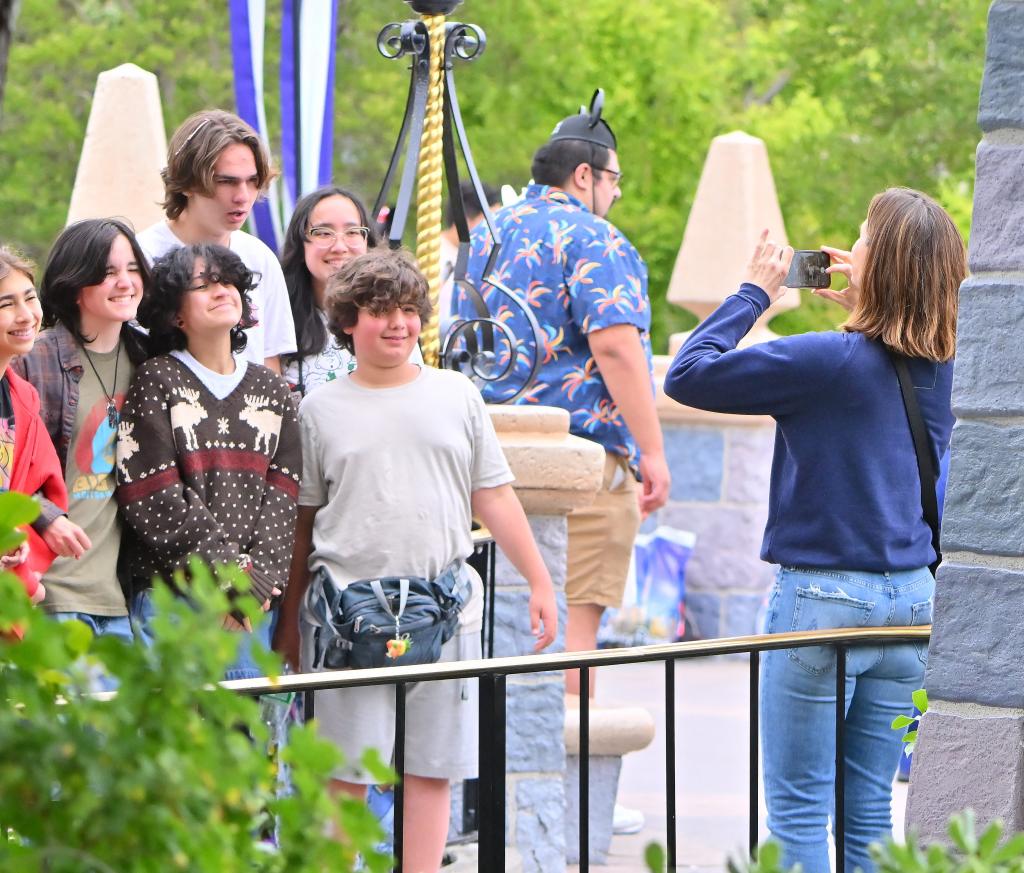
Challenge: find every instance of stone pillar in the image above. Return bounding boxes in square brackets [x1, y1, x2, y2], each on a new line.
[650, 356, 776, 637]
[67, 63, 167, 230]
[652, 132, 798, 638]
[476, 406, 603, 872]
[666, 131, 799, 348]
[906, 0, 1024, 838]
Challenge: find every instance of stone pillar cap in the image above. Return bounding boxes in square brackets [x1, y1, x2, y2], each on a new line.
[68, 63, 168, 231]
[667, 130, 799, 320]
[489, 405, 604, 515]
[564, 695, 656, 756]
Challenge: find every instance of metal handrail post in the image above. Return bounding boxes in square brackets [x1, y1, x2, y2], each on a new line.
[579, 667, 590, 873]
[749, 650, 760, 859]
[665, 658, 677, 872]
[394, 682, 407, 873]
[834, 646, 847, 871]
[477, 672, 506, 870]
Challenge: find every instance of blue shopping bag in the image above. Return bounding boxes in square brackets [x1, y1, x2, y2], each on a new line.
[598, 526, 696, 647]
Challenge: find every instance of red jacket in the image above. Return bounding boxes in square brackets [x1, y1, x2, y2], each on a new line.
[6, 370, 68, 599]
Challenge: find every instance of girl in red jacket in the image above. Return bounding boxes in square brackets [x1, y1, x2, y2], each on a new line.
[0, 246, 68, 604]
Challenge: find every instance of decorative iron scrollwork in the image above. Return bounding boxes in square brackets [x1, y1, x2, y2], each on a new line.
[372, 5, 542, 402]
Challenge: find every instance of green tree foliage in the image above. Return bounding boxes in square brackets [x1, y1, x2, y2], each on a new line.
[0, 0, 990, 349]
[0, 0, 234, 261]
[0, 491, 392, 872]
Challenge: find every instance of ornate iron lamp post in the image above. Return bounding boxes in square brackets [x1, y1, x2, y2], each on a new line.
[373, 0, 542, 399]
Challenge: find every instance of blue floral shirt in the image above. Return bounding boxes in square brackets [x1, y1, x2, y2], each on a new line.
[452, 184, 653, 471]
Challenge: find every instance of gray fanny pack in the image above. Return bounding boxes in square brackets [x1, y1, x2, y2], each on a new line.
[307, 562, 469, 670]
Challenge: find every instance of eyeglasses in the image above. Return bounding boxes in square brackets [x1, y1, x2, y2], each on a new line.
[187, 271, 229, 292]
[592, 165, 623, 183]
[305, 225, 370, 248]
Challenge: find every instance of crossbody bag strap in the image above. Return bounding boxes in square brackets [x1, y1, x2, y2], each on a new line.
[886, 348, 941, 574]
[369, 577, 410, 620]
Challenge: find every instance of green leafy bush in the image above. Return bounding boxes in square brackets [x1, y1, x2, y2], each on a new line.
[0, 492, 392, 872]
[892, 687, 929, 757]
[720, 812, 1024, 873]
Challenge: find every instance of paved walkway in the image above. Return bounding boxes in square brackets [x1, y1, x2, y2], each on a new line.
[567, 658, 909, 872]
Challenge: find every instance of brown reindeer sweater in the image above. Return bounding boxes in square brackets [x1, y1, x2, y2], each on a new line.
[115, 356, 301, 603]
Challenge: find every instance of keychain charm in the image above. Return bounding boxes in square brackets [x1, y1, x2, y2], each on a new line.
[386, 633, 412, 660]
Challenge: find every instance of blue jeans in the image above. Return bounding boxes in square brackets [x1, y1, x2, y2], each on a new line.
[51, 612, 135, 691]
[51, 611, 135, 644]
[130, 589, 275, 681]
[760, 567, 933, 873]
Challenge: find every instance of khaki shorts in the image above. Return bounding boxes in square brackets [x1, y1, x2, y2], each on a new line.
[566, 451, 641, 609]
[309, 628, 480, 784]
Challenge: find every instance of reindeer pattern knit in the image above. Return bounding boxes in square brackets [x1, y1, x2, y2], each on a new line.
[115, 356, 301, 604]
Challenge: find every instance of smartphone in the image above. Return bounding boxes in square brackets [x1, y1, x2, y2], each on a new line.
[784, 250, 831, 289]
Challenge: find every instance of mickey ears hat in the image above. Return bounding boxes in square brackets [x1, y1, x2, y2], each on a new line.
[548, 89, 616, 151]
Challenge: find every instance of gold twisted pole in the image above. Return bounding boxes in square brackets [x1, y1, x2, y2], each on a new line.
[415, 12, 446, 367]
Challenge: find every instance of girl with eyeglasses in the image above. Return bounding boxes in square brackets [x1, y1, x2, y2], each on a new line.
[280, 187, 374, 396]
[280, 186, 422, 397]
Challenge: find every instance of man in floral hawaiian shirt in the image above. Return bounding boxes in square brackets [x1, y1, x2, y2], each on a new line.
[452, 92, 670, 700]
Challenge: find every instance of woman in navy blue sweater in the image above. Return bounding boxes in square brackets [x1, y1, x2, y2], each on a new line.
[664, 188, 965, 873]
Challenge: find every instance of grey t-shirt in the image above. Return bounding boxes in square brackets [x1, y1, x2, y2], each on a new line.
[297, 366, 513, 630]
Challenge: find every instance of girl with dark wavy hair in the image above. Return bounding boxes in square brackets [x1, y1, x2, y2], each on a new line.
[12, 218, 152, 641]
[665, 187, 965, 873]
[117, 243, 300, 679]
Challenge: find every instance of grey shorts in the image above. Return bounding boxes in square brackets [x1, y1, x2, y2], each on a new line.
[309, 628, 481, 784]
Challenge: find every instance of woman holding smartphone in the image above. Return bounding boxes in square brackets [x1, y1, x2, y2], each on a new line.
[116, 243, 300, 679]
[664, 188, 964, 873]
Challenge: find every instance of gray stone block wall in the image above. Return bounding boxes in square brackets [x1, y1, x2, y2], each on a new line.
[651, 421, 776, 638]
[563, 755, 622, 864]
[907, 0, 1024, 839]
[494, 514, 568, 873]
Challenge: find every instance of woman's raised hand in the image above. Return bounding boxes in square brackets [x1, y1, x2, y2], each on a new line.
[815, 246, 860, 312]
[742, 230, 794, 304]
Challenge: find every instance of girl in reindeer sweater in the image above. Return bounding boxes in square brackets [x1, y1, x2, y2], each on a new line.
[116, 243, 300, 678]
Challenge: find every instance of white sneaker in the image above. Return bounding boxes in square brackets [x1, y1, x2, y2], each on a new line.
[612, 803, 645, 835]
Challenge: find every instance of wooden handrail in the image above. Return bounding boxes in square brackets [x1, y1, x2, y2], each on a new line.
[223, 625, 931, 696]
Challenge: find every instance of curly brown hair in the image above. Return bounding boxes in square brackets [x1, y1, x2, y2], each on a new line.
[140, 243, 256, 357]
[326, 249, 432, 354]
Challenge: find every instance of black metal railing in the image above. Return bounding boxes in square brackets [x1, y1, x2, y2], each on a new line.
[225, 625, 930, 873]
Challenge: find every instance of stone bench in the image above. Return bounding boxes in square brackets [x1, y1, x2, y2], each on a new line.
[563, 694, 656, 864]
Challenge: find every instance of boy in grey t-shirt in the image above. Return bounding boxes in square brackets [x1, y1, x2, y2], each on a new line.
[277, 249, 557, 872]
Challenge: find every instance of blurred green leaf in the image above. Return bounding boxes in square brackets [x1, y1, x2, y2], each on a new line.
[0, 492, 40, 528]
[912, 688, 930, 714]
[644, 841, 666, 873]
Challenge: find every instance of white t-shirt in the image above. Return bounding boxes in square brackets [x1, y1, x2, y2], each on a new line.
[297, 366, 513, 630]
[137, 221, 298, 366]
[170, 349, 249, 400]
[282, 311, 356, 396]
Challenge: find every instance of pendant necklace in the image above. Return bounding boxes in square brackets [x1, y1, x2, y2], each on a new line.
[81, 341, 121, 428]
